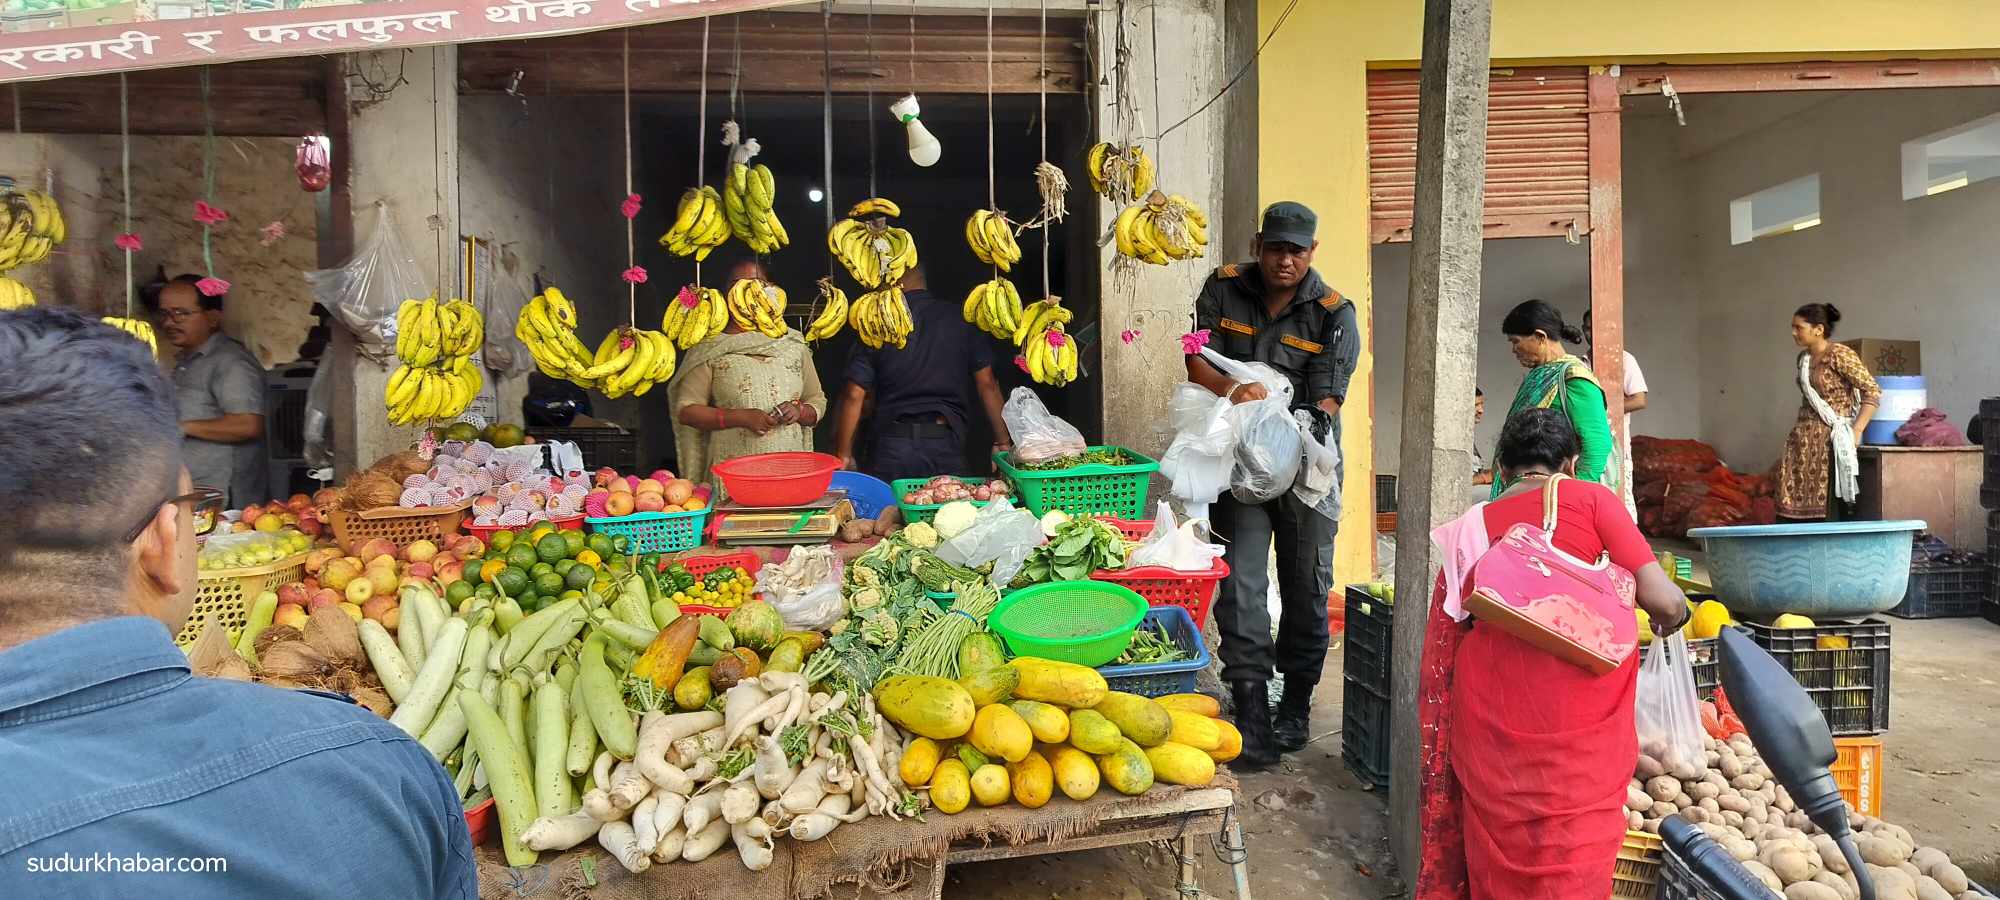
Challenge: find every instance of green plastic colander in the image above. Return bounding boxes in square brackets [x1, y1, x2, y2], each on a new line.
[988, 580, 1149, 667]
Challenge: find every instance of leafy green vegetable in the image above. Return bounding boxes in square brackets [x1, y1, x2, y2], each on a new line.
[1012, 516, 1131, 586]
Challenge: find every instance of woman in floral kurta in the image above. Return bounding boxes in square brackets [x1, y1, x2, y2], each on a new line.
[1777, 304, 1880, 519]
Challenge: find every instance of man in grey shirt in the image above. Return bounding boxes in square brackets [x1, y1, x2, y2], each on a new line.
[157, 276, 267, 506]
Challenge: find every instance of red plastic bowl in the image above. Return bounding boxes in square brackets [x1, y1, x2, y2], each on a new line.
[464, 796, 495, 844]
[710, 452, 841, 508]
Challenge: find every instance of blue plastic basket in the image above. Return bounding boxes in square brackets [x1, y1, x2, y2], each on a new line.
[1095, 605, 1211, 697]
[586, 508, 710, 554]
[830, 471, 895, 520]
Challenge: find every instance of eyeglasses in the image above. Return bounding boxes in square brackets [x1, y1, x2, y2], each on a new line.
[123, 486, 227, 544]
[157, 308, 204, 322]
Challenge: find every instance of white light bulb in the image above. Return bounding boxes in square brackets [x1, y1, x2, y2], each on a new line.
[808, 188, 824, 203]
[889, 94, 941, 167]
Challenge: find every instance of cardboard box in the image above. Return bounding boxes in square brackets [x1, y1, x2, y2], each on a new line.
[1842, 338, 1921, 377]
[0, 10, 69, 32]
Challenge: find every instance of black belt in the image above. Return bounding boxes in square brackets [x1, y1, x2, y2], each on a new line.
[880, 419, 955, 439]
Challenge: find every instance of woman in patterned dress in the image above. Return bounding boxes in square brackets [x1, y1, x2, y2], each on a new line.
[1777, 303, 1879, 520]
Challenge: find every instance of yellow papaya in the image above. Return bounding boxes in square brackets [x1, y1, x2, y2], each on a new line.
[1096, 737, 1155, 796]
[1050, 745, 1100, 800]
[931, 760, 971, 814]
[1092, 691, 1173, 747]
[969, 703, 1034, 763]
[1208, 718, 1243, 763]
[1008, 700, 1071, 744]
[876, 675, 977, 740]
[1066, 708, 1122, 755]
[1007, 750, 1054, 809]
[958, 665, 1019, 706]
[1166, 710, 1222, 752]
[1155, 693, 1222, 718]
[900, 737, 943, 787]
[970, 763, 1011, 807]
[1007, 657, 1108, 708]
[1144, 741, 1218, 786]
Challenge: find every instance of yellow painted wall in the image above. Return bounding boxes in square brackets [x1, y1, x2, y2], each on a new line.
[1262, 0, 2000, 585]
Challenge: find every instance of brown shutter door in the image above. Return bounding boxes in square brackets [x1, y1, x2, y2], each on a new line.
[1367, 67, 1591, 242]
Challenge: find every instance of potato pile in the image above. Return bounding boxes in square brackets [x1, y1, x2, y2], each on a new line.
[1630, 732, 1980, 900]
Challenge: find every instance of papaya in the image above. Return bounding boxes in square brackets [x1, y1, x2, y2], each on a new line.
[958, 665, 1019, 706]
[931, 760, 971, 814]
[1166, 710, 1222, 752]
[1155, 693, 1222, 718]
[1008, 700, 1070, 744]
[1066, 709, 1123, 755]
[970, 764, 1011, 807]
[875, 675, 977, 740]
[1144, 741, 1218, 786]
[1096, 738, 1155, 796]
[1007, 657, 1108, 708]
[1049, 745, 1100, 800]
[957, 631, 1009, 674]
[630, 615, 700, 690]
[1093, 691, 1173, 747]
[1007, 750, 1054, 809]
[969, 704, 1034, 763]
[1208, 718, 1243, 763]
[765, 636, 807, 673]
[673, 666, 713, 711]
[900, 737, 943, 787]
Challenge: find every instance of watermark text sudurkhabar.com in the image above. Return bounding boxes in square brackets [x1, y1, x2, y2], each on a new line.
[25, 853, 228, 874]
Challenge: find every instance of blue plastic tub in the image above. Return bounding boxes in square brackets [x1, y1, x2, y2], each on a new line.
[829, 471, 895, 520]
[1687, 520, 1925, 618]
[1095, 605, 1212, 697]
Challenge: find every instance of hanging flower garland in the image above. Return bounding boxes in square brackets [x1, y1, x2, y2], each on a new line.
[1180, 329, 1211, 355]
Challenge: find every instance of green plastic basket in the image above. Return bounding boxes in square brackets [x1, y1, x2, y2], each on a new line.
[992, 446, 1159, 519]
[988, 580, 1149, 667]
[890, 476, 993, 526]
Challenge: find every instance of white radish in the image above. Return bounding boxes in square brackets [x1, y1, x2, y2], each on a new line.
[520, 812, 601, 851]
[593, 750, 614, 791]
[724, 693, 792, 748]
[670, 726, 726, 768]
[721, 780, 761, 825]
[597, 820, 652, 874]
[781, 759, 836, 815]
[681, 818, 730, 862]
[753, 733, 798, 800]
[651, 824, 685, 863]
[608, 761, 650, 811]
[683, 791, 724, 834]
[721, 681, 773, 743]
[651, 793, 686, 840]
[733, 818, 774, 871]
[632, 794, 660, 857]
[581, 788, 619, 822]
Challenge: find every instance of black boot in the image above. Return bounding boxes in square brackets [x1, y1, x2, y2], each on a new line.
[1229, 681, 1279, 770]
[1273, 678, 1313, 753]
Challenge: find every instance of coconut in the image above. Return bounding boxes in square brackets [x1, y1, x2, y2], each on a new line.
[350, 685, 394, 718]
[258, 641, 333, 681]
[340, 471, 401, 511]
[253, 623, 304, 658]
[211, 654, 254, 682]
[303, 606, 366, 667]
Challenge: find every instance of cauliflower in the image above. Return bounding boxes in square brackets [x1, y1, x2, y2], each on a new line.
[829, 618, 850, 636]
[933, 501, 980, 541]
[849, 586, 884, 611]
[847, 564, 881, 587]
[861, 611, 900, 647]
[903, 521, 939, 549]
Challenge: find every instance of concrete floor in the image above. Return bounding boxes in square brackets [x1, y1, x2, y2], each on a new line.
[948, 615, 2000, 899]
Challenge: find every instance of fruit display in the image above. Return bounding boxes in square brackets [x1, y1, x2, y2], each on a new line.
[848, 287, 913, 350]
[964, 209, 1021, 272]
[199, 529, 313, 571]
[962, 277, 1024, 344]
[223, 493, 327, 539]
[465, 523, 623, 615]
[190, 597, 394, 718]
[399, 439, 590, 525]
[584, 327, 677, 399]
[722, 163, 789, 255]
[386, 296, 485, 426]
[582, 467, 709, 519]
[101, 316, 156, 353]
[662, 284, 728, 350]
[0, 275, 32, 309]
[0, 187, 66, 270]
[1112, 193, 1210, 266]
[1084, 142, 1155, 204]
[659, 186, 729, 260]
[828, 200, 918, 290]
[724, 278, 788, 339]
[802, 278, 849, 342]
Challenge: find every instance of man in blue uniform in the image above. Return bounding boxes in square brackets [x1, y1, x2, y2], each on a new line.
[1185, 202, 1359, 768]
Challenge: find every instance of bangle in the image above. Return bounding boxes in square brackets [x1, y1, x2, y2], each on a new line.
[717, 408, 726, 430]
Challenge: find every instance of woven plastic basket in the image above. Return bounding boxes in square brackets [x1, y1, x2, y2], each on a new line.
[891, 476, 993, 526]
[993, 446, 1159, 519]
[1612, 830, 1665, 899]
[1088, 518, 1229, 627]
[328, 503, 470, 553]
[710, 452, 840, 508]
[674, 550, 761, 578]
[1096, 605, 1211, 697]
[989, 580, 1149, 667]
[183, 552, 307, 646]
[588, 508, 710, 554]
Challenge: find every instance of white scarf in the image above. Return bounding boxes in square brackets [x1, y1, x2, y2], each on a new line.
[1800, 353, 1860, 505]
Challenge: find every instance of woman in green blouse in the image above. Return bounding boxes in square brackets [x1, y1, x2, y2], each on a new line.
[1491, 299, 1616, 499]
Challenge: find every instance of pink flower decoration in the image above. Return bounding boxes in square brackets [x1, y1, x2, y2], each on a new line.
[1013, 355, 1029, 373]
[113, 233, 142, 252]
[1180, 328, 1212, 355]
[192, 201, 229, 226]
[621, 194, 642, 219]
[677, 285, 702, 308]
[1045, 330, 1068, 349]
[1120, 329, 1140, 345]
[621, 266, 648, 285]
[259, 221, 286, 246]
[195, 277, 230, 297]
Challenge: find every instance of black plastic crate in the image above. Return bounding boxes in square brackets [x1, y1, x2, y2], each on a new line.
[1654, 847, 1723, 900]
[1342, 586, 1393, 700]
[1890, 561, 1987, 618]
[1340, 677, 1390, 792]
[1375, 474, 1398, 513]
[263, 367, 314, 462]
[1744, 618, 1891, 736]
[529, 426, 639, 473]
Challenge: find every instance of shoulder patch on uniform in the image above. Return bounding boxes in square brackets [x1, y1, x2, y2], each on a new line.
[1318, 289, 1348, 310]
[1279, 334, 1325, 354]
[1217, 318, 1255, 336]
[1216, 264, 1241, 279]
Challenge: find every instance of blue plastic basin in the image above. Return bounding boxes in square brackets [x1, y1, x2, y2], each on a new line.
[1687, 520, 1925, 618]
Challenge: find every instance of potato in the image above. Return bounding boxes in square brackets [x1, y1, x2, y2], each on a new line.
[1726, 839, 1759, 862]
[1930, 862, 1969, 894]
[1743, 859, 1785, 893]
[1871, 820, 1915, 848]
[1786, 882, 1843, 900]
[1915, 876, 1954, 900]
[1723, 811, 1746, 828]
[1626, 809, 1644, 829]
[1775, 786, 1795, 812]
[1634, 754, 1667, 780]
[1900, 862, 1925, 883]
[1646, 775, 1681, 802]
[1719, 793, 1752, 814]
[1650, 800, 1678, 820]
[1626, 783, 1652, 812]
[1811, 871, 1857, 900]
[1788, 811, 1812, 831]
[1858, 834, 1912, 867]
[1743, 820, 1767, 840]
[1734, 772, 1769, 791]
[1720, 752, 1747, 779]
[1699, 796, 1722, 816]
[1670, 760, 1704, 782]
[1688, 780, 1719, 801]
[1761, 843, 1813, 885]
[1683, 807, 1711, 824]
[1909, 847, 1949, 875]
[1869, 864, 1918, 900]
[1642, 818, 1661, 835]
[1706, 749, 1722, 768]
[1811, 834, 1850, 875]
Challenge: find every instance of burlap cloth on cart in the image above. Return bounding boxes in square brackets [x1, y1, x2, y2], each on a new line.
[475, 776, 1238, 900]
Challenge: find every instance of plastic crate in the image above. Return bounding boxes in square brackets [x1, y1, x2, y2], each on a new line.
[1343, 586, 1393, 702]
[529, 426, 639, 473]
[1089, 560, 1229, 630]
[1655, 846, 1724, 900]
[328, 503, 470, 554]
[1744, 618, 1891, 736]
[1890, 560, 1987, 618]
[587, 508, 710, 554]
[1376, 474, 1398, 513]
[462, 514, 584, 544]
[184, 552, 307, 647]
[1096, 605, 1212, 697]
[1612, 830, 1665, 900]
[1833, 735, 1883, 817]
[993, 446, 1159, 519]
[1375, 511, 1398, 534]
[1341, 676, 1391, 791]
[1688, 634, 1721, 699]
[673, 550, 761, 578]
[891, 477, 993, 526]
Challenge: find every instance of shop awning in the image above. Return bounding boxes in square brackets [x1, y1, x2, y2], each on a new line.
[0, 0, 802, 84]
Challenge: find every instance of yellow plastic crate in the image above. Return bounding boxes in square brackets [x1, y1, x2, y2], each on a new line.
[1612, 829, 1665, 899]
[183, 553, 306, 647]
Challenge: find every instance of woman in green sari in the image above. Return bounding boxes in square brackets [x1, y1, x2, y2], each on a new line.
[1491, 299, 1614, 499]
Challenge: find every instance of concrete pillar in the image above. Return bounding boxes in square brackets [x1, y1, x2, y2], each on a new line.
[326, 46, 460, 475]
[1388, 0, 1491, 877]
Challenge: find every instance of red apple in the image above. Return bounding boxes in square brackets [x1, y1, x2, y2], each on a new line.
[240, 504, 265, 525]
[436, 560, 465, 585]
[380, 605, 402, 631]
[301, 576, 320, 593]
[406, 561, 435, 580]
[361, 595, 397, 622]
[274, 603, 309, 630]
[287, 493, 313, 512]
[650, 469, 675, 485]
[275, 582, 310, 607]
[399, 574, 432, 590]
[634, 491, 666, 513]
[606, 492, 636, 516]
[310, 587, 341, 609]
[454, 536, 486, 559]
[297, 515, 323, 539]
[343, 578, 374, 604]
[594, 467, 620, 488]
[357, 538, 398, 562]
[636, 478, 665, 496]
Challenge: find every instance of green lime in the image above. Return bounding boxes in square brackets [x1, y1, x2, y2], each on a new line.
[506, 543, 539, 571]
[554, 558, 578, 576]
[563, 564, 596, 592]
[473, 582, 498, 601]
[444, 580, 476, 605]
[490, 530, 516, 552]
[534, 571, 566, 597]
[561, 529, 586, 559]
[559, 589, 584, 603]
[536, 534, 570, 565]
[530, 562, 555, 581]
[586, 533, 617, 560]
[494, 566, 530, 598]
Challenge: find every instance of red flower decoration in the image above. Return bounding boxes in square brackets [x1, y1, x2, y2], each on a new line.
[1045, 330, 1068, 349]
[195, 277, 230, 297]
[1180, 328, 1212, 355]
[620, 194, 643, 220]
[621, 266, 648, 285]
[1120, 328, 1141, 345]
[259, 221, 287, 246]
[1013, 355, 1029, 373]
[192, 201, 229, 226]
[676, 285, 702, 308]
[113, 233, 143, 252]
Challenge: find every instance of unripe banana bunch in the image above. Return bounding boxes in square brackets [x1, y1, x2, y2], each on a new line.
[516, 287, 597, 383]
[0, 275, 33, 309]
[848, 287, 912, 350]
[1085, 142, 1155, 203]
[580, 326, 677, 399]
[965, 209, 1021, 272]
[0, 189, 66, 270]
[385, 354, 483, 426]
[828, 199, 918, 289]
[724, 163, 790, 255]
[102, 316, 156, 354]
[1113, 193, 1210, 266]
[1023, 322, 1079, 387]
[962, 276, 1024, 344]
[662, 283, 728, 350]
[804, 278, 849, 342]
[395, 296, 482, 367]
[1011, 297, 1073, 349]
[725, 277, 790, 339]
[660, 186, 729, 260]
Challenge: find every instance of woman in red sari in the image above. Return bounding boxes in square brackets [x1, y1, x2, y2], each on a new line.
[1416, 408, 1691, 900]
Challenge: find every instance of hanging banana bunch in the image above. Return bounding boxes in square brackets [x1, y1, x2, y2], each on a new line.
[963, 276, 1024, 344]
[1085, 143, 1155, 205]
[0, 275, 32, 309]
[385, 296, 485, 425]
[517, 287, 600, 382]
[723, 162, 790, 255]
[662, 283, 729, 350]
[659, 186, 729, 260]
[1021, 306, 1079, 388]
[804, 278, 849, 342]
[102, 316, 156, 354]
[848, 287, 911, 350]
[725, 278, 790, 339]
[1113, 193, 1210, 266]
[385, 355, 485, 426]
[828, 198, 918, 290]
[965, 209, 1022, 273]
[0, 188, 67, 271]
[847, 197, 900, 218]
[576, 326, 677, 399]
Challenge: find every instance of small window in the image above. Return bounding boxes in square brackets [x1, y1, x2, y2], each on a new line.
[1729, 174, 1821, 245]
[1902, 112, 2000, 199]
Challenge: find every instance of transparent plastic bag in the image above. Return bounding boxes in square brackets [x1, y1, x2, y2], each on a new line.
[1292, 407, 1341, 520]
[756, 546, 846, 631]
[936, 496, 1045, 587]
[1227, 399, 1302, 504]
[476, 243, 533, 378]
[1002, 387, 1087, 467]
[306, 203, 428, 360]
[302, 360, 333, 471]
[1160, 383, 1235, 515]
[1635, 632, 1709, 777]
[1129, 501, 1226, 572]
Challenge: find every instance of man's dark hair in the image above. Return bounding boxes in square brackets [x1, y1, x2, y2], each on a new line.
[1495, 407, 1580, 475]
[0, 308, 183, 577]
[167, 273, 224, 312]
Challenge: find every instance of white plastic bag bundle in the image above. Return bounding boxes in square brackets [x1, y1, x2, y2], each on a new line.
[756, 545, 846, 631]
[305, 203, 427, 361]
[1635, 632, 1709, 778]
[1128, 501, 1227, 572]
[1160, 383, 1235, 516]
[1228, 399, 1303, 504]
[1292, 408, 1341, 519]
[936, 496, 1045, 587]
[1002, 387, 1089, 467]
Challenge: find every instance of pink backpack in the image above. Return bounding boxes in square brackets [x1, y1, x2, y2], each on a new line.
[1466, 475, 1639, 674]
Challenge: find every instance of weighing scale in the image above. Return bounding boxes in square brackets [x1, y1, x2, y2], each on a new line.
[711, 492, 854, 545]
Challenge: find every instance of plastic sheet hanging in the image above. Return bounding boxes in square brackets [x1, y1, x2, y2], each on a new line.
[469, 237, 533, 379]
[305, 203, 427, 362]
[302, 360, 334, 471]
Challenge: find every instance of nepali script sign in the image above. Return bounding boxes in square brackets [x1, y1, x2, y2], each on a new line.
[0, 0, 797, 83]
